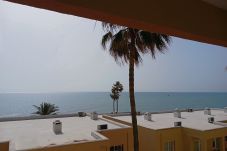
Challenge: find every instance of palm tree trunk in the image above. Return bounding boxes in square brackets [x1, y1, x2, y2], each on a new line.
[113, 100, 115, 114]
[129, 30, 139, 151]
[117, 100, 118, 113]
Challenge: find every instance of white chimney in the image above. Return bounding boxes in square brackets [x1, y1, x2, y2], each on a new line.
[144, 112, 152, 121]
[91, 112, 98, 120]
[224, 107, 227, 113]
[204, 107, 211, 115]
[53, 120, 62, 134]
[174, 108, 181, 118]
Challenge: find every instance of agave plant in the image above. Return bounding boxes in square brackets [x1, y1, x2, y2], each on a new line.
[33, 102, 59, 115]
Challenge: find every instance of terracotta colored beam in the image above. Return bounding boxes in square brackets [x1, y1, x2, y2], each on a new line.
[5, 0, 227, 47]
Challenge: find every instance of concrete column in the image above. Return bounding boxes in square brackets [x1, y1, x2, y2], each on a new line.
[201, 139, 207, 151]
[222, 136, 225, 151]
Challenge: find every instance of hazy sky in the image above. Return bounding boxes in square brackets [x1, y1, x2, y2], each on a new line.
[0, 1, 227, 93]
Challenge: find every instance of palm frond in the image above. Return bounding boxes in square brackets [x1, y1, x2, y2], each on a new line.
[151, 33, 167, 51]
[134, 50, 142, 65]
[101, 22, 171, 65]
[102, 22, 122, 32]
[161, 34, 171, 44]
[114, 81, 124, 93]
[138, 31, 155, 55]
[138, 31, 171, 58]
[101, 32, 113, 49]
[109, 29, 129, 65]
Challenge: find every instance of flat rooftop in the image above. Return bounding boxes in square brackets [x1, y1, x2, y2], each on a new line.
[0, 115, 128, 150]
[112, 109, 227, 131]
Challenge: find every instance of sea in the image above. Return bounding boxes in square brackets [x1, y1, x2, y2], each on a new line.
[0, 92, 226, 117]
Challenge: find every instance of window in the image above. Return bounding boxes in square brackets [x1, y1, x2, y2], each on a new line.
[212, 138, 221, 151]
[193, 140, 201, 151]
[110, 145, 123, 151]
[164, 141, 175, 151]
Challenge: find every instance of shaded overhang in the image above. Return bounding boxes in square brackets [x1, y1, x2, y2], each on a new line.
[5, 0, 227, 47]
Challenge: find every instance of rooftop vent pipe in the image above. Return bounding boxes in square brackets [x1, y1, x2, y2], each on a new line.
[144, 112, 152, 121]
[187, 108, 193, 112]
[174, 121, 182, 127]
[78, 112, 86, 117]
[97, 124, 108, 130]
[208, 117, 214, 123]
[174, 108, 181, 118]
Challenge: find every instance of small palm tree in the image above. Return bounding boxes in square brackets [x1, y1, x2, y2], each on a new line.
[113, 81, 123, 113]
[110, 88, 119, 114]
[101, 23, 171, 151]
[33, 102, 59, 115]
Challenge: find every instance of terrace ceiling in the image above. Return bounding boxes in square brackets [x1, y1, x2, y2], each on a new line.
[6, 0, 227, 47]
[202, 0, 227, 10]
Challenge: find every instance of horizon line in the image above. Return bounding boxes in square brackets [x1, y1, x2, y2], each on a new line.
[0, 91, 227, 94]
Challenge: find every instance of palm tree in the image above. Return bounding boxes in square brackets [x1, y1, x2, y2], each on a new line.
[101, 23, 171, 151]
[33, 102, 59, 115]
[110, 88, 119, 113]
[113, 81, 123, 113]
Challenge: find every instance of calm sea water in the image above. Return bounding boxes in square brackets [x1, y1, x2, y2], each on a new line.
[0, 92, 226, 117]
